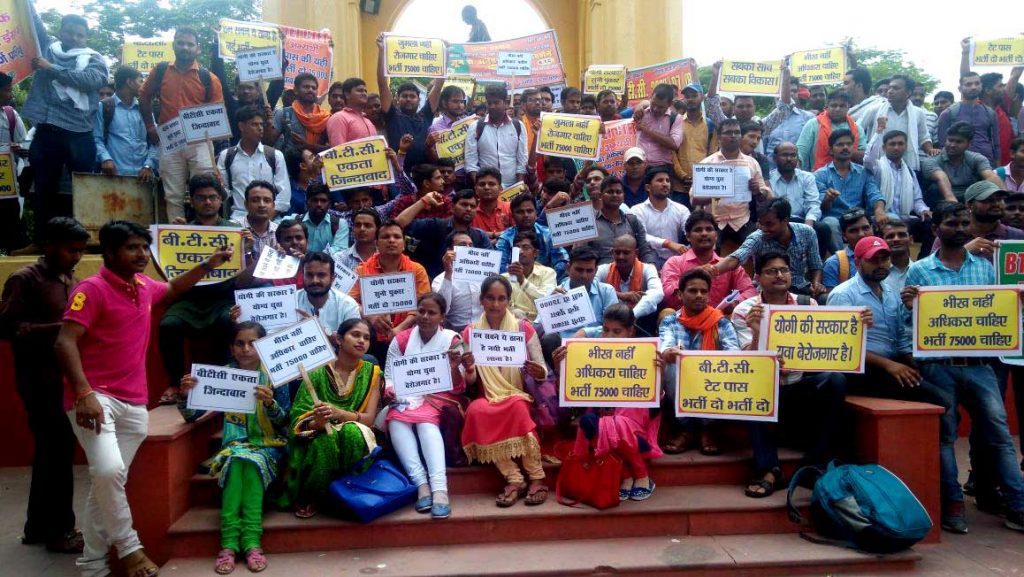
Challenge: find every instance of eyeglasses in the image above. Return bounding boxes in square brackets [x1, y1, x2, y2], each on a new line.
[193, 194, 221, 203]
[761, 267, 791, 277]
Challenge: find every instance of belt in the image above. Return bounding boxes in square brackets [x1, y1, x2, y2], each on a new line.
[923, 357, 989, 367]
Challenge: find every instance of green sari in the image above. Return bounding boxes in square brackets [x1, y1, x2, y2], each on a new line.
[279, 360, 380, 508]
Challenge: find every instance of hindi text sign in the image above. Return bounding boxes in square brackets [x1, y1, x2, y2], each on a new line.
[235, 285, 298, 330]
[187, 364, 259, 414]
[452, 245, 502, 285]
[535, 113, 602, 160]
[497, 51, 532, 76]
[560, 338, 660, 408]
[235, 46, 283, 82]
[970, 36, 1024, 67]
[994, 241, 1024, 366]
[384, 35, 447, 78]
[625, 58, 698, 106]
[0, 0, 40, 83]
[913, 285, 1022, 357]
[154, 225, 244, 285]
[280, 25, 333, 96]
[0, 151, 16, 198]
[359, 272, 418, 315]
[676, 351, 779, 422]
[448, 30, 565, 89]
[157, 118, 187, 155]
[535, 286, 597, 335]
[442, 75, 476, 102]
[433, 116, 477, 170]
[584, 65, 626, 95]
[253, 246, 300, 280]
[253, 318, 336, 387]
[789, 47, 848, 86]
[320, 136, 394, 191]
[391, 351, 454, 397]
[691, 164, 737, 198]
[179, 103, 232, 143]
[758, 305, 867, 373]
[470, 329, 527, 367]
[217, 18, 280, 60]
[598, 119, 637, 179]
[718, 60, 783, 97]
[121, 38, 174, 77]
[545, 202, 599, 247]
[499, 181, 527, 202]
[331, 254, 359, 295]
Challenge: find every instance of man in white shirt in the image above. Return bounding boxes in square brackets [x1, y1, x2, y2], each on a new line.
[595, 235, 663, 335]
[432, 231, 483, 333]
[217, 105, 290, 218]
[464, 84, 527, 188]
[296, 252, 360, 337]
[857, 75, 937, 172]
[629, 165, 690, 267]
[503, 230, 557, 323]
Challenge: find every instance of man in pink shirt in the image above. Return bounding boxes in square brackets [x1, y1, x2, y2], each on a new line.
[326, 77, 378, 147]
[632, 83, 684, 167]
[55, 220, 232, 577]
[660, 209, 756, 313]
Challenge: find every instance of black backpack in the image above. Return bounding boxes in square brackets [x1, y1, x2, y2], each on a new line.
[151, 61, 213, 103]
[223, 145, 279, 192]
[476, 117, 523, 141]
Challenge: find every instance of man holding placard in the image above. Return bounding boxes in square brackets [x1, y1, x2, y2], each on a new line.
[503, 230, 557, 323]
[902, 202, 1024, 534]
[217, 106, 290, 217]
[296, 252, 360, 337]
[376, 34, 443, 172]
[395, 189, 492, 278]
[433, 231, 484, 333]
[495, 193, 568, 278]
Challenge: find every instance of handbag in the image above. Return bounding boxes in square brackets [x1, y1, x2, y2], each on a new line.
[328, 447, 417, 523]
[555, 442, 623, 510]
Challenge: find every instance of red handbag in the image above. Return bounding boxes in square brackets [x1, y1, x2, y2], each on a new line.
[555, 442, 623, 510]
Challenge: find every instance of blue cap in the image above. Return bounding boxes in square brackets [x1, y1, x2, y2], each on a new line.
[682, 82, 704, 94]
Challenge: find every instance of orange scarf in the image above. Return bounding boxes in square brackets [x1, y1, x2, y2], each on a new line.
[291, 101, 331, 143]
[813, 111, 860, 171]
[677, 306, 724, 351]
[606, 259, 644, 296]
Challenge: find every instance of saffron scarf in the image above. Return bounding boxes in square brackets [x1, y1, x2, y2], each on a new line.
[291, 101, 331, 143]
[606, 259, 644, 294]
[813, 111, 860, 171]
[677, 306, 725, 351]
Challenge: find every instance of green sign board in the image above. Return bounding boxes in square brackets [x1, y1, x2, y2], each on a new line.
[995, 240, 1024, 365]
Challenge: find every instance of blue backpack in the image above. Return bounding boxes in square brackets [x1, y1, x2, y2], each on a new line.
[787, 462, 932, 553]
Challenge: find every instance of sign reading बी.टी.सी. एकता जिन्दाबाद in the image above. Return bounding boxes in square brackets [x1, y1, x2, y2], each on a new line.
[186, 364, 260, 414]
[152, 225, 245, 286]
[758, 305, 867, 373]
[320, 136, 395, 192]
[913, 285, 1022, 358]
[559, 338, 660, 408]
[676, 351, 780, 423]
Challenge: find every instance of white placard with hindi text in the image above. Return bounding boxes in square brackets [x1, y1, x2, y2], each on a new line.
[158, 117, 187, 155]
[452, 245, 502, 285]
[234, 285, 298, 330]
[470, 328, 527, 367]
[253, 318, 336, 387]
[254, 246, 300, 280]
[331, 254, 359, 295]
[692, 163, 737, 198]
[235, 46, 283, 81]
[535, 285, 597, 335]
[497, 51, 532, 76]
[186, 364, 259, 414]
[545, 202, 600, 247]
[179, 103, 232, 143]
[359, 272, 418, 315]
[390, 350, 454, 397]
[728, 166, 753, 204]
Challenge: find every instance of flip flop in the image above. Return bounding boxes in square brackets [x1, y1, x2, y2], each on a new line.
[661, 431, 693, 455]
[123, 550, 160, 577]
[245, 548, 268, 573]
[496, 483, 527, 508]
[525, 484, 549, 506]
[214, 549, 236, 575]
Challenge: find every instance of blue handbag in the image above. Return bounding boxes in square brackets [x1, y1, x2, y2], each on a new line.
[328, 447, 417, 523]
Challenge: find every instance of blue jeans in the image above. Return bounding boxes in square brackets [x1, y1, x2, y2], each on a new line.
[919, 362, 1024, 511]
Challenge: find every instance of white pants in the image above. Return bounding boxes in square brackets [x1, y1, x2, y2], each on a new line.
[160, 141, 216, 221]
[388, 420, 448, 493]
[67, 393, 149, 577]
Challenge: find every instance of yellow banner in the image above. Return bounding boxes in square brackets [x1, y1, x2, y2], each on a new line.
[121, 39, 174, 76]
[433, 116, 477, 170]
[442, 75, 476, 100]
[320, 135, 395, 192]
[384, 35, 446, 78]
[789, 47, 847, 86]
[718, 60, 783, 96]
[913, 285, 1022, 357]
[676, 351, 779, 422]
[499, 181, 527, 202]
[583, 65, 626, 95]
[971, 36, 1024, 67]
[560, 338, 660, 407]
[759, 305, 867, 373]
[0, 151, 15, 197]
[535, 112, 602, 161]
[218, 18, 280, 60]
[154, 225, 245, 286]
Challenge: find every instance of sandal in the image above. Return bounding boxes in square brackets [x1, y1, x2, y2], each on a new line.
[744, 468, 783, 499]
[293, 503, 317, 519]
[245, 548, 268, 573]
[123, 549, 160, 577]
[661, 431, 693, 455]
[699, 431, 722, 456]
[525, 483, 549, 506]
[496, 483, 527, 508]
[214, 549, 236, 575]
[629, 480, 656, 501]
[159, 387, 179, 406]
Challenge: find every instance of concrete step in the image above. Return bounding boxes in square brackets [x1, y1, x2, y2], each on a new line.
[188, 447, 805, 507]
[161, 533, 920, 576]
[167, 484, 812, 559]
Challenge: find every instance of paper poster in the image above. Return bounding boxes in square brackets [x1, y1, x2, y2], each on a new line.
[442, 75, 476, 101]
[995, 241, 1024, 366]
[597, 119, 637, 179]
[691, 164, 739, 198]
[0, 151, 16, 198]
[535, 285, 597, 335]
[970, 36, 1024, 67]
[179, 103, 232, 143]
[433, 115, 477, 170]
[157, 117, 187, 155]
[235, 285, 298, 330]
[384, 35, 447, 78]
[559, 338, 660, 408]
[499, 181, 528, 202]
[535, 112, 602, 161]
[789, 47, 848, 86]
[452, 245, 502, 285]
[913, 285, 1022, 358]
[234, 46, 283, 82]
[676, 351, 779, 422]
[448, 30, 565, 89]
[718, 60, 783, 97]
[545, 202, 599, 247]
[497, 51, 532, 76]
[758, 305, 867, 373]
[253, 318, 335, 387]
[217, 18, 281, 61]
[390, 350, 453, 397]
[331, 253, 359, 295]
[320, 136, 395, 191]
[121, 38, 174, 77]
[584, 65, 627, 95]
[153, 225, 244, 285]
[624, 58, 698, 106]
[0, 0, 40, 84]
[470, 328, 527, 367]
[279, 25, 333, 96]
[253, 246, 300, 280]
[358, 272, 418, 315]
[186, 364, 259, 414]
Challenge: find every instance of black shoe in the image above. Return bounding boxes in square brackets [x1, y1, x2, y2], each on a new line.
[941, 502, 969, 534]
[963, 470, 976, 496]
[1005, 510, 1024, 533]
[975, 493, 1007, 517]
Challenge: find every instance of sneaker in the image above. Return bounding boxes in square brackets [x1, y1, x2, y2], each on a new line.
[941, 501, 969, 534]
[1005, 510, 1024, 532]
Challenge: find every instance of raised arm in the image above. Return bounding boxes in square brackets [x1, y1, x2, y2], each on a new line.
[376, 33, 393, 114]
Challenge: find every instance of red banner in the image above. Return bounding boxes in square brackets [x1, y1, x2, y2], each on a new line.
[0, 0, 40, 84]
[279, 25, 333, 97]
[448, 30, 565, 90]
[625, 58, 698, 106]
[598, 119, 637, 178]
